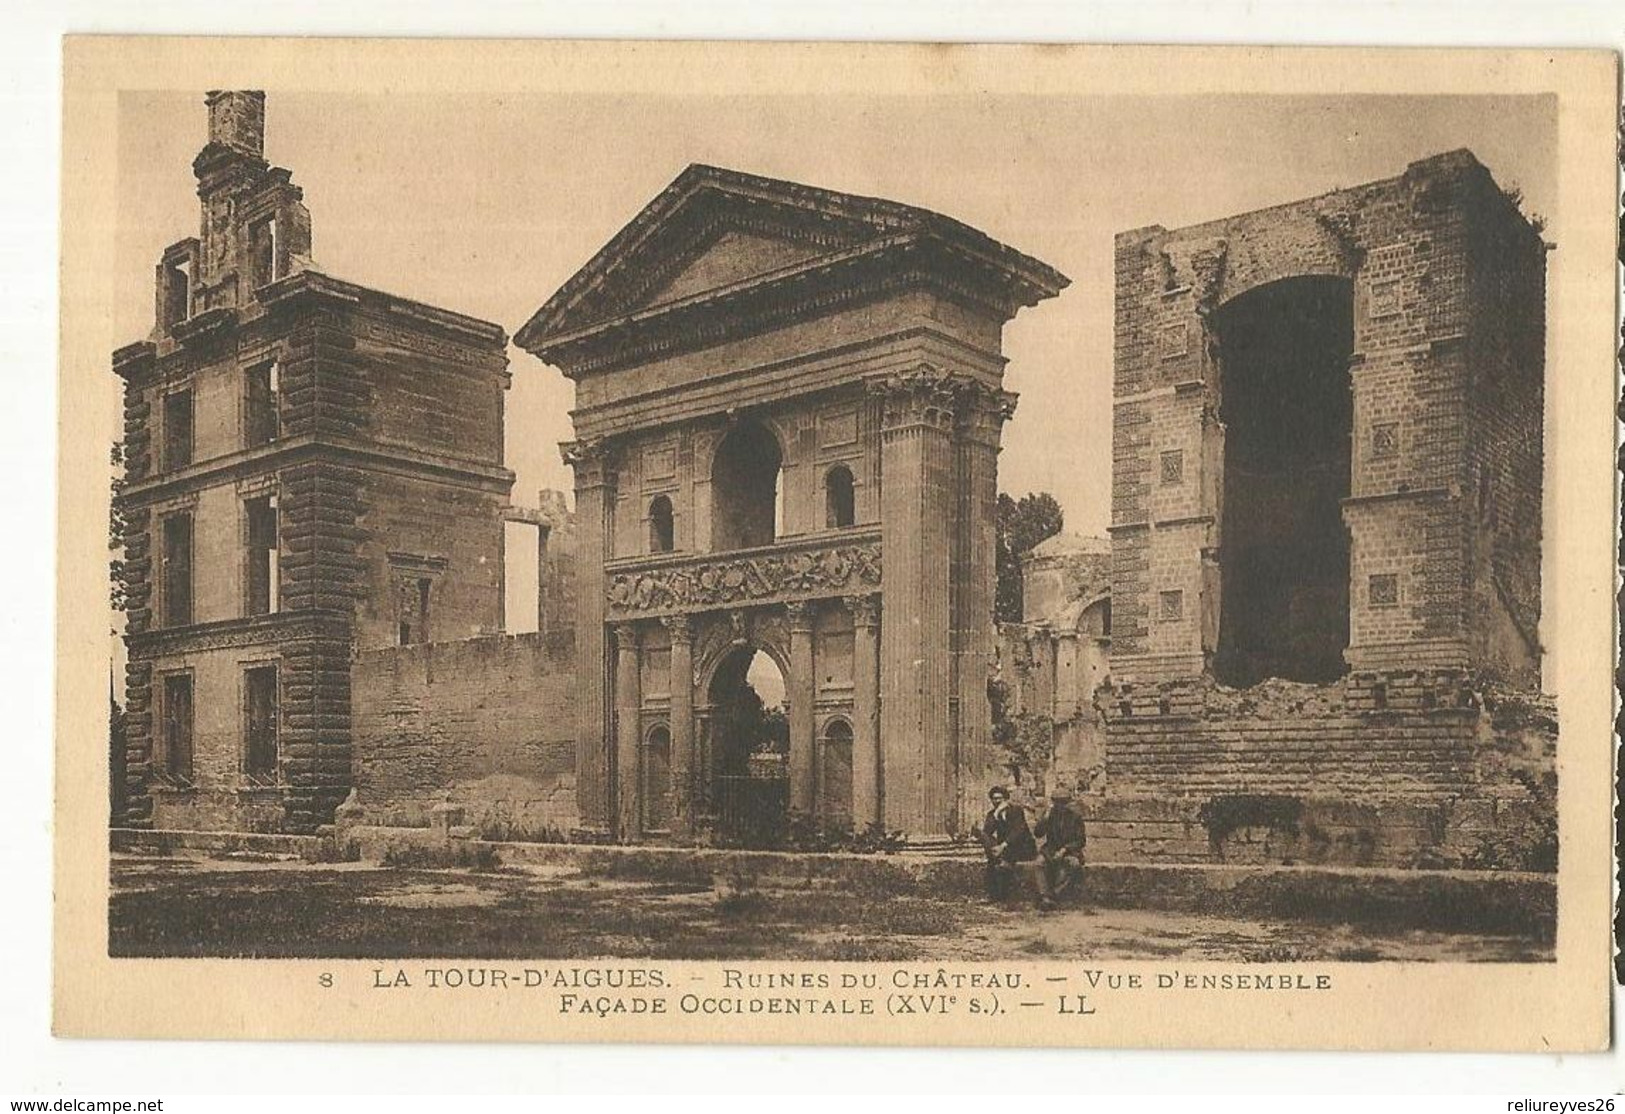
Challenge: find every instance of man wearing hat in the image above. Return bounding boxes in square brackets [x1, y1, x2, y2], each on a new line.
[974, 785, 1038, 902]
[1033, 784, 1087, 909]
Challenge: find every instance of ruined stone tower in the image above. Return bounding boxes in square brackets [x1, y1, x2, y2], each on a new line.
[1095, 150, 1553, 867]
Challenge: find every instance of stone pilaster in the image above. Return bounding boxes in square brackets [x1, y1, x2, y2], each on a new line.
[611, 621, 641, 842]
[564, 438, 614, 831]
[873, 368, 959, 838]
[786, 600, 817, 816]
[846, 593, 881, 829]
[663, 614, 695, 838]
[953, 383, 1016, 825]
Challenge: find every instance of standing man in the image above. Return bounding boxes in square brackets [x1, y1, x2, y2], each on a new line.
[1033, 784, 1087, 909]
[974, 785, 1038, 902]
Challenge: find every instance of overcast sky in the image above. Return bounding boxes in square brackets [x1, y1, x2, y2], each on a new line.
[114, 90, 1557, 629]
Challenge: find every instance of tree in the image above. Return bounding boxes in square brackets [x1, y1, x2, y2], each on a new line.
[995, 491, 1064, 622]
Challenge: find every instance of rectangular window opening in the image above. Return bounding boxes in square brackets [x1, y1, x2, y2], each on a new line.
[398, 575, 434, 645]
[161, 258, 191, 328]
[248, 217, 279, 290]
[245, 361, 281, 447]
[243, 665, 279, 785]
[161, 674, 194, 785]
[163, 389, 194, 471]
[245, 495, 279, 616]
[161, 512, 194, 627]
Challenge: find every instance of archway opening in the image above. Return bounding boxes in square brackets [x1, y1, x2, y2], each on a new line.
[824, 464, 856, 529]
[1212, 276, 1353, 687]
[711, 421, 783, 551]
[707, 646, 789, 847]
[648, 494, 674, 554]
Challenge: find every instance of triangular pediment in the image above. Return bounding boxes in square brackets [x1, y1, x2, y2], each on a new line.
[647, 229, 828, 307]
[518, 165, 938, 347]
[515, 163, 1070, 367]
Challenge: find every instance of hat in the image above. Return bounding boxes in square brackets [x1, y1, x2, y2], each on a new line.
[1050, 785, 1073, 800]
[988, 785, 1010, 800]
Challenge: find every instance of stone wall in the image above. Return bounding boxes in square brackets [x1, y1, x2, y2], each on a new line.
[351, 630, 579, 833]
[1091, 673, 1556, 869]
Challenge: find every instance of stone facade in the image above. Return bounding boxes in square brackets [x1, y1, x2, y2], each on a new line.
[1095, 149, 1554, 868]
[115, 92, 513, 833]
[516, 165, 1068, 843]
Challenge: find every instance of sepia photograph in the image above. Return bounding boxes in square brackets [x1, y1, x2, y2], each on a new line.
[50, 37, 1618, 1054]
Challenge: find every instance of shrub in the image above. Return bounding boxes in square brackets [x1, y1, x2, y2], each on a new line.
[1462, 769, 1557, 873]
[475, 818, 571, 844]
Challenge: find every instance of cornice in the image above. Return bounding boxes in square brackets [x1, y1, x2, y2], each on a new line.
[120, 434, 514, 503]
[256, 270, 507, 349]
[529, 234, 1061, 379]
[127, 609, 351, 659]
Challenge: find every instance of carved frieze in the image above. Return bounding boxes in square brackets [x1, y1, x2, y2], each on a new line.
[606, 540, 882, 617]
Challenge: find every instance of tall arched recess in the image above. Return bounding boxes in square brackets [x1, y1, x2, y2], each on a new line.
[711, 420, 783, 551]
[1211, 275, 1354, 688]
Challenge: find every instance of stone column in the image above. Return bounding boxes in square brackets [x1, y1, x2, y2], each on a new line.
[663, 614, 695, 838]
[873, 369, 959, 839]
[786, 600, 817, 817]
[563, 439, 614, 832]
[847, 593, 881, 829]
[611, 622, 641, 842]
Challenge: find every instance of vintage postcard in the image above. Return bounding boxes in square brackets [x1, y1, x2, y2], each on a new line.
[54, 38, 1618, 1050]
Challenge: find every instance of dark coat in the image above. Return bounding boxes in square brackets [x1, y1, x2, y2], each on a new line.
[980, 802, 1038, 863]
[1035, 801, 1086, 856]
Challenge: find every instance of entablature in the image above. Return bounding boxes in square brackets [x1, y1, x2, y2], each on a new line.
[604, 530, 881, 619]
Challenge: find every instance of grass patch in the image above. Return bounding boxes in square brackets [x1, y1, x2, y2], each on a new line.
[817, 936, 920, 961]
[714, 889, 772, 922]
[380, 841, 500, 872]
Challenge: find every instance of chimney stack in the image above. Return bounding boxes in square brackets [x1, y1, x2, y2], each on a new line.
[204, 90, 265, 158]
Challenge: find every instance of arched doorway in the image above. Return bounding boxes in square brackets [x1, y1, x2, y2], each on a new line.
[1212, 276, 1354, 687]
[706, 645, 790, 847]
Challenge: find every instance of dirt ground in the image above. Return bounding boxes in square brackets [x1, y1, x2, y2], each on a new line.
[107, 851, 1552, 963]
